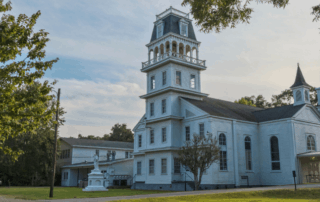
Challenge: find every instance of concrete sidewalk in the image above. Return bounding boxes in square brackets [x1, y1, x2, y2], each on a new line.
[2, 184, 320, 202]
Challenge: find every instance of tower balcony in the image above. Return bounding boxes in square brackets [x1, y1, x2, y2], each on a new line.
[141, 51, 206, 72]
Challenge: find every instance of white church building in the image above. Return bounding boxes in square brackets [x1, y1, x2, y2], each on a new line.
[132, 7, 320, 191]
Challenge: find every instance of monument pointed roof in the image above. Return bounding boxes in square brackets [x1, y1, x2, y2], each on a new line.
[290, 64, 311, 88]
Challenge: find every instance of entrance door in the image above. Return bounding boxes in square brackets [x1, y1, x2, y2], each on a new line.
[300, 157, 320, 183]
[120, 180, 127, 186]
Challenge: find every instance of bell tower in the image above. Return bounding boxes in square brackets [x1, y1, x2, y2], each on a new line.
[290, 64, 312, 106]
[140, 7, 208, 121]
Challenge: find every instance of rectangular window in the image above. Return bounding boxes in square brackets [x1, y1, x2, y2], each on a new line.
[150, 129, 154, 144]
[174, 158, 181, 174]
[137, 161, 142, 175]
[181, 24, 187, 36]
[190, 75, 196, 89]
[150, 102, 154, 116]
[161, 158, 167, 174]
[149, 159, 154, 174]
[199, 123, 204, 137]
[138, 135, 142, 147]
[162, 127, 167, 142]
[151, 76, 155, 90]
[96, 149, 99, 157]
[162, 71, 166, 85]
[185, 126, 190, 141]
[220, 151, 227, 171]
[162, 99, 166, 114]
[176, 71, 181, 85]
[67, 149, 70, 158]
[63, 172, 68, 180]
[125, 151, 128, 158]
[157, 24, 162, 38]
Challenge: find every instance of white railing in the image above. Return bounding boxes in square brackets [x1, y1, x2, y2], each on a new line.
[142, 51, 206, 69]
[156, 6, 189, 20]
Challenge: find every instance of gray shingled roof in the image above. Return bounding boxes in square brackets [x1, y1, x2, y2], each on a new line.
[183, 97, 306, 123]
[291, 66, 311, 88]
[182, 97, 264, 122]
[150, 15, 197, 43]
[61, 138, 134, 149]
[252, 104, 305, 122]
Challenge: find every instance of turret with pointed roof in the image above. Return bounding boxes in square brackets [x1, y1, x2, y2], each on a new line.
[290, 64, 312, 106]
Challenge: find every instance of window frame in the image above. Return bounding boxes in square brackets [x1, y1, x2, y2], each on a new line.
[244, 136, 252, 171]
[150, 76, 155, 90]
[150, 129, 155, 144]
[219, 133, 226, 146]
[199, 123, 204, 137]
[185, 126, 190, 141]
[219, 151, 228, 171]
[174, 158, 181, 174]
[176, 71, 181, 85]
[150, 102, 154, 117]
[270, 136, 281, 171]
[190, 74, 196, 89]
[149, 159, 155, 175]
[161, 99, 166, 114]
[161, 158, 167, 174]
[307, 135, 316, 151]
[137, 161, 142, 175]
[157, 24, 163, 38]
[161, 127, 167, 143]
[162, 71, 167, 86]
[138, 135, 142, 148]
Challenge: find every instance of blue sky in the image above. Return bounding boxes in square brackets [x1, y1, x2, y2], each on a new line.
[8, 0, 320, 137]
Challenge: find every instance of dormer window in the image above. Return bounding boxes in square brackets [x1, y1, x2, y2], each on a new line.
[156, 21, 164, 38]
[179, 19, 188, 37]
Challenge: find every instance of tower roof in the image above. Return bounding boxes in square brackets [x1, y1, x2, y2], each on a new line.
[290, 64, 311, 88]
[150, 9, 197, 43]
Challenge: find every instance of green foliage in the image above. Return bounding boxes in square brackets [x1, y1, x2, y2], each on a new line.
[177, 133, 220, 190]
[0, 0, 59, 159]
[0, 187, 172, 200]
[78, 123, 134, 142]
[235, 88, 318, 108]
[0, 100, 66, 186]
[181, 0, 319, 33]
[235, 97, 256, 107]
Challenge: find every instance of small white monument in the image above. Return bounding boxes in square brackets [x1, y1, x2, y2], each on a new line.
[82, 153, 108, 191]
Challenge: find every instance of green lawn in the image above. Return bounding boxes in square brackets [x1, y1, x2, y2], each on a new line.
[112, 188, 320, 202]
[0, 187, 173, 200]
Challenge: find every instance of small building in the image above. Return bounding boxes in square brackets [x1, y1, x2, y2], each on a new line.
[58, 138, 134, 187]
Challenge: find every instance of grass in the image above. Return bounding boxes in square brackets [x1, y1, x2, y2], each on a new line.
[111, 188, 320, 202]
[0, 187, 173, 200]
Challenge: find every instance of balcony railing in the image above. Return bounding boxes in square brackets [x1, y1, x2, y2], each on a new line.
[142, 51, 206, 69]
[156, 6, 189, 20]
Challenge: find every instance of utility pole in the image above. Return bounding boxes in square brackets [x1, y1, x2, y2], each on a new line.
[49, 88, 60, 198]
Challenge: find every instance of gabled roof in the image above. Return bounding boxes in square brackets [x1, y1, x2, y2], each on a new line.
[182, 97, 308, 123]
[290, 66, 311, 88]
[61, 138, 133, 149]
[150, 14, 197, 43]
[182, 97, 264, 122]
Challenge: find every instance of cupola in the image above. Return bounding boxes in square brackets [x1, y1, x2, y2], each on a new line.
[290, 64, 312, 106]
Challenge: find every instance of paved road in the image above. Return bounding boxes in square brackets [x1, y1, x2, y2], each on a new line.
[1, 184, 320, 202]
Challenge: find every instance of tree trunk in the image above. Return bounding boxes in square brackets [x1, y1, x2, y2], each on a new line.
[193, 171, 199, 190]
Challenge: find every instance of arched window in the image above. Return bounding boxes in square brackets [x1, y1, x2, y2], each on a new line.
[305, 90, 309, 101]
[245, 136, 252, 170]
[296, 90, 302, 101]
[270, 136, 280, 170]
[307, 135, 316, 151]
[219, 133, 226, 145]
